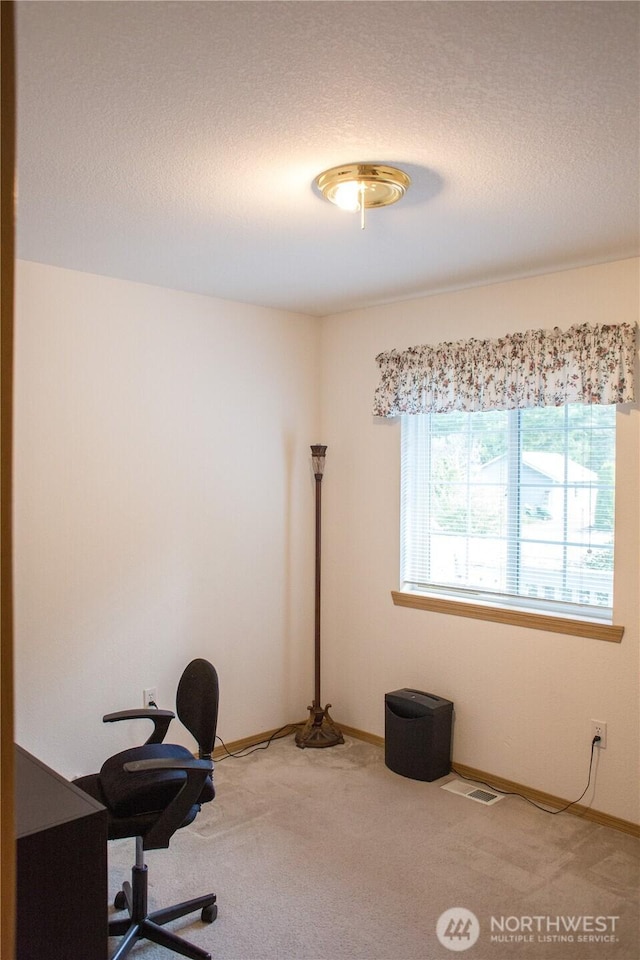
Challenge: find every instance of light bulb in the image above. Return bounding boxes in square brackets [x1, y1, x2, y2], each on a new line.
[332, 180, 363, 212]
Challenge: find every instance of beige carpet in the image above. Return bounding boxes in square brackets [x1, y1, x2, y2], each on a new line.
[107, 735, 640, 960]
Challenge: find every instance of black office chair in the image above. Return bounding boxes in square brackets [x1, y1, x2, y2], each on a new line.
[75, 659, 219, 960]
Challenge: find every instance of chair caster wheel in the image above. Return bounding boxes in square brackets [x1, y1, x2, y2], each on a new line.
[114, 890, 127, 911]
[202, 903, 217, 923]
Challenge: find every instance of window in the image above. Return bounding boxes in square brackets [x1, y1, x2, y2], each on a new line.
[401, 404, 616, 623]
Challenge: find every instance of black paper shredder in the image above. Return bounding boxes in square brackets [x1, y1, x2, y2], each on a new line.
[385, 688, 453, 781]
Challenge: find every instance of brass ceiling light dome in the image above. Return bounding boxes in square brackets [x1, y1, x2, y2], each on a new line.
[315, 163, 411, 229]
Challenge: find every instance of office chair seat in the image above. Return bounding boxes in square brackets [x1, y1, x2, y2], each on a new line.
[75, 658, 219, 960]
[77, 742, 215, 841]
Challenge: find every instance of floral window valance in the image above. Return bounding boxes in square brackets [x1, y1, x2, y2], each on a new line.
[373, 322, 637, 417]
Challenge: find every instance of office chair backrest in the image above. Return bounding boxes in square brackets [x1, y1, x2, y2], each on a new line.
[176, 659, 219, 760]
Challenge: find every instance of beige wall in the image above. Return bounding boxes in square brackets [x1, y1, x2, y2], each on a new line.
[13, 257, 640, 824]
[320, 259, 640, 824]
[14, 261, 320, 777]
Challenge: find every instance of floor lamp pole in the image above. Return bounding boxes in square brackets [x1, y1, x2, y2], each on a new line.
[295, 445, 344, 748]
[314, 464, 322, 708]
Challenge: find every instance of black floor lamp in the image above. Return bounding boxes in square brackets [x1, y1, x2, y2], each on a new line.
[295, 445, 344, 749]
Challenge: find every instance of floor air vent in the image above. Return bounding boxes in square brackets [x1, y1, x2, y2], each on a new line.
[441, 778, 504, 805]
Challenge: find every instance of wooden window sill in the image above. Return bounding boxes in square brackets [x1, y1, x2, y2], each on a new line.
[391, 591, 624, 643]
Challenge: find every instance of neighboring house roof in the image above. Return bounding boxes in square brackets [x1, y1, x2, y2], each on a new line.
[522, 452, 596, 483]
[482, 452, 596, 483]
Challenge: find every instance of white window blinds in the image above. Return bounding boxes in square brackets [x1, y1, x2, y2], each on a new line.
[401, 404, 617, 620]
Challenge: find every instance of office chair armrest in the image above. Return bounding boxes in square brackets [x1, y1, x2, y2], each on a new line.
[124, 757, 214, 850]
[103, 708, 175, 745]
[124, 757, 212, 774]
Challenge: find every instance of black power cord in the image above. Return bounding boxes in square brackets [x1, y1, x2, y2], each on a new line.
[214, 728, 601, 817]
[451, 735, 602, 816]
[214, 724, 299, 761]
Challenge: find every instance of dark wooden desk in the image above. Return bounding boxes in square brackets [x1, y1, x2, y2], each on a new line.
[15, 745, 108, 960]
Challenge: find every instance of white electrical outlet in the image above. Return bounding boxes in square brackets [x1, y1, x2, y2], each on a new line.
[143, 687, 157, 707]
[591, 720, 607, 748]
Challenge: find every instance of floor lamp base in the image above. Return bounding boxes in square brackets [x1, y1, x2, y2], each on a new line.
[295, 703, 344, 748]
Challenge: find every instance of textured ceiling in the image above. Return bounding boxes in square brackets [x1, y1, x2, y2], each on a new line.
[15, 1, 640, 317]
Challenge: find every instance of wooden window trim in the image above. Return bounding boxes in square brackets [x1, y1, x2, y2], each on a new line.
[391, 591, 624, 643]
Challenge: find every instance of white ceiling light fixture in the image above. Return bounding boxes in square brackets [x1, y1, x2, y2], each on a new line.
[315, 163, 411, 229]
